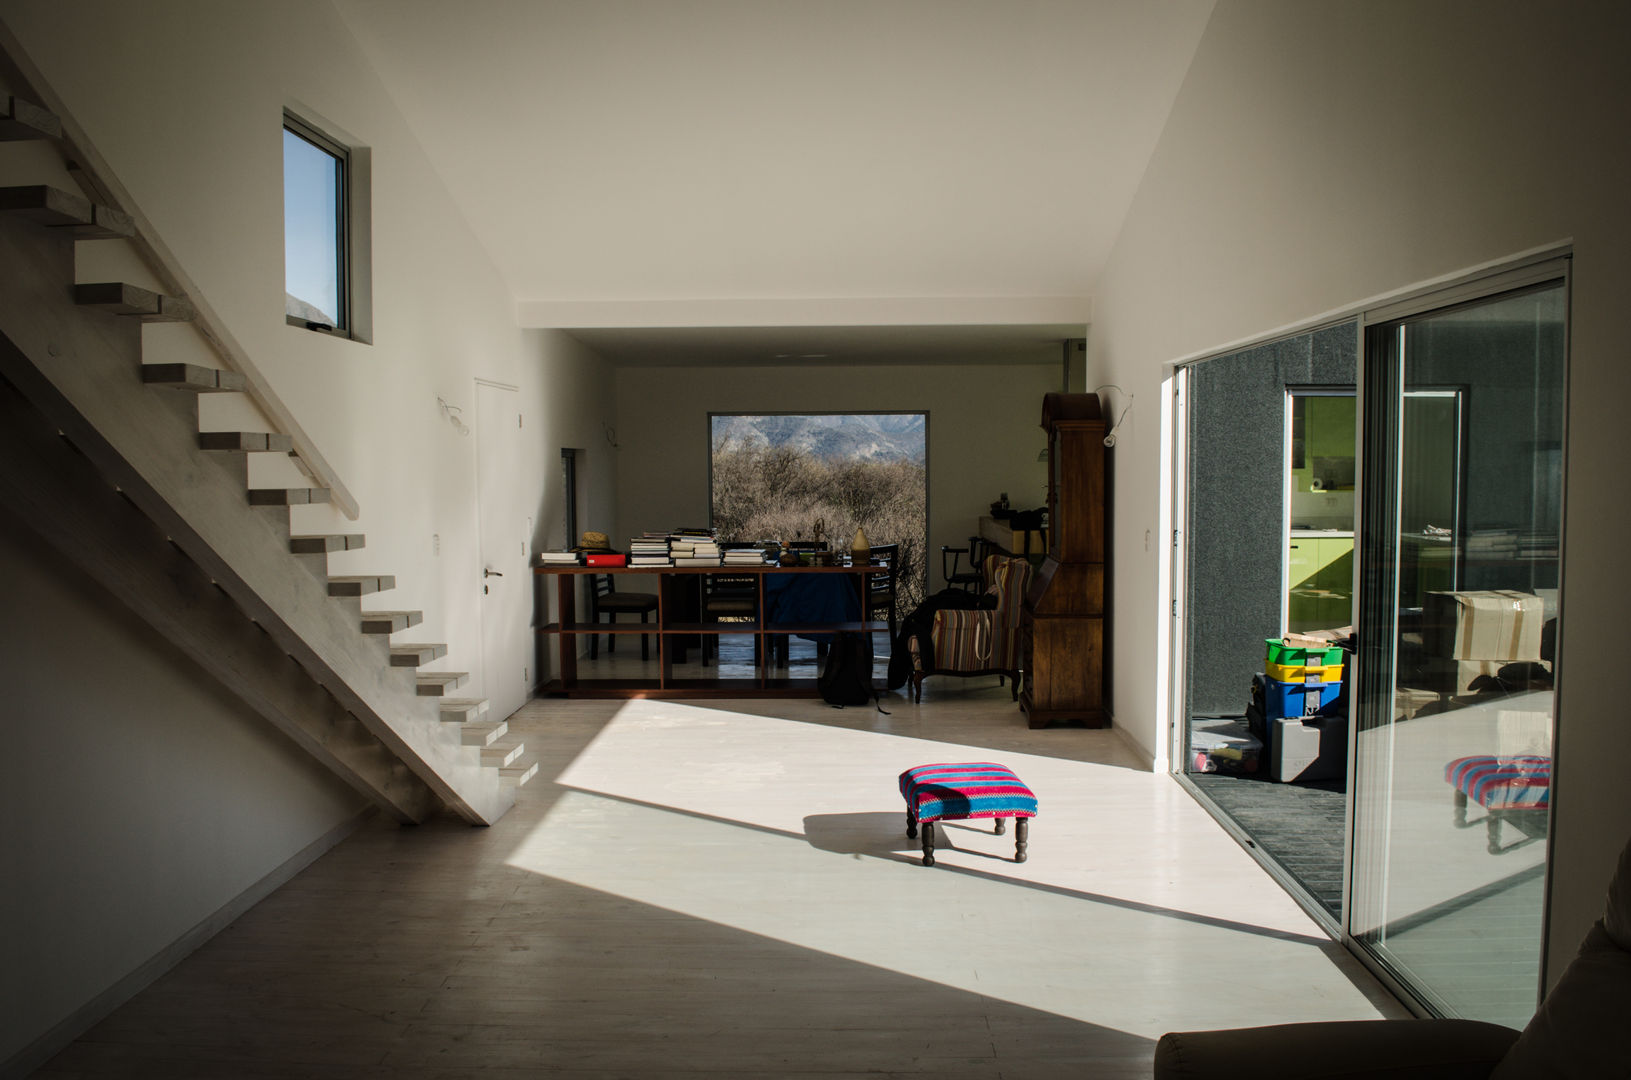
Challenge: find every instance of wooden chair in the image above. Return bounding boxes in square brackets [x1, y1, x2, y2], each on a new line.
[941, 535, 986, 592]
[587, 574, 658, 660]
[701, 547, 763, 666]
[864, 543, 900, 643]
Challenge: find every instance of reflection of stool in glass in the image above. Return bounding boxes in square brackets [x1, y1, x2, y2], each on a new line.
[1445, 755, 1551, 855]
[899, 762, 1036, 867]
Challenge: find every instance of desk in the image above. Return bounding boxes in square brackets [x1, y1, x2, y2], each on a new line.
[534, 564, 881, 698]
[980, 515, 1046, 561]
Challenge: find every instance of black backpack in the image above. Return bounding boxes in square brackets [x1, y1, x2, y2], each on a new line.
[818, 631, 883, 709]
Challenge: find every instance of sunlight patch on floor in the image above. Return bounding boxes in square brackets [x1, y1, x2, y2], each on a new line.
[505, 699, 1403, 1036]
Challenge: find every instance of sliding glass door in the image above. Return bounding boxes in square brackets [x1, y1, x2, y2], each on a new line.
[1351, 268, 1567, 1024]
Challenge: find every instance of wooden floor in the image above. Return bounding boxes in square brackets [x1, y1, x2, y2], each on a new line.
[36, 681, 1407, 1078]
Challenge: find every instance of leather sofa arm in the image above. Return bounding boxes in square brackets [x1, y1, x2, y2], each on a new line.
[1154, 1018, 1517, 1079]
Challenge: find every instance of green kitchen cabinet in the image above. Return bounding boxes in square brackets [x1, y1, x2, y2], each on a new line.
[1288, 536, 1354, 632]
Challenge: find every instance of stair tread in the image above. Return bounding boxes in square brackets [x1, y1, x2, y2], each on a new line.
[249, 487, 332, 506]
[328, 575, 396, 597]
[438, 698, 490, 721]
[0, 96, 62, 141]
[143, 362, 246, 393]
[480, 741, 524, 767]
[389, 643, 449, 666]
[0, 184, 134, 237]
[75, 282, 194, 321]
[416, 672, 470, 697]
[200, 431, 295, 453]
[289, 533, 365, 554]
[360, 610, 422, 634]
[501, 759, 540, 787]
[460, 721, 508, 747]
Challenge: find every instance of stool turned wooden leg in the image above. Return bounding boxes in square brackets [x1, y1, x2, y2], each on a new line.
[906, 807, 918, 839]
[1014, 818, 1028, 863]
[995, 817, 1006, 836]
[921, 822, 935, 867]
[1453, 789, 1469, 828]
[1487, 812, 1503, 856]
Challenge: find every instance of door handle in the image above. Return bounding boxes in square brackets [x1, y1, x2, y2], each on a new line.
[484, 568, 504, 578]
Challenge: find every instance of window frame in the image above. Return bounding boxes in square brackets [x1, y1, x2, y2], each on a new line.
[283, 109, 371, 343]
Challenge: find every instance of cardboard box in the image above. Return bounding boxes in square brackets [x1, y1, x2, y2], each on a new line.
[1496, 706, 1553, 760]
[1271, 715, 1348, 783]
[1424, 590, 1544, 661]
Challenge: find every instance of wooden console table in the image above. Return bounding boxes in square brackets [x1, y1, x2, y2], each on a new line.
[534, 564, 883, 698]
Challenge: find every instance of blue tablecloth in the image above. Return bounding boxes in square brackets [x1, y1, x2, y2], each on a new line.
[764, 573, 862, 642]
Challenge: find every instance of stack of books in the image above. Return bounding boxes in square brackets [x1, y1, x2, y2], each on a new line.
[629, 535, 671, 567]
[1516, 532, 1559, 560]
[537, 550, 581, 566]
[671, 534, 722, 566]
[1466, 528, 1519, 560]
[723, 547, 768, 566]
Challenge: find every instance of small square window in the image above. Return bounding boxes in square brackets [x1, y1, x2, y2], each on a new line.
[283, 111, 370, 342]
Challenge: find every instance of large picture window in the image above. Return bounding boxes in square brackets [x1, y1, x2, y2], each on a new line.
[709, 413, 928, 611]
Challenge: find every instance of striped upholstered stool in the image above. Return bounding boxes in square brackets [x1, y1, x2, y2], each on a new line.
[899, 762, 1038, 867]
[1445, 755, 1551, 855]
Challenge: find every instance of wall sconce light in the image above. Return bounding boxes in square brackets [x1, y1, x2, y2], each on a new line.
[437, 395, 470, 436]
[1092, 384, 1134, 447]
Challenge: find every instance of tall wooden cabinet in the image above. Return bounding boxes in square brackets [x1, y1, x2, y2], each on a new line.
[1020, 393, 1107, 728]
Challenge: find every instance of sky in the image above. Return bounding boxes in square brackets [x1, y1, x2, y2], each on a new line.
[283, 128, 341, 325]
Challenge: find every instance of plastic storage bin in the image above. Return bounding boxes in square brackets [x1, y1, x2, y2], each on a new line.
[1254, 672, 1342, 720]
[1189, 717, 1262, 775]
[1264, 638, 1345, 667]
[1264, 660, 1344, 684]
[1271, 714, 1349, 783]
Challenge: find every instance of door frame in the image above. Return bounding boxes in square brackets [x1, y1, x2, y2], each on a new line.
[1164, 245, 1573, 1020]
[474, 377, 527, 720]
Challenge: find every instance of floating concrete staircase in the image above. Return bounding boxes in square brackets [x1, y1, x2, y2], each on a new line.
[0, 80, 534, 824]
[74, 281, 195, 322]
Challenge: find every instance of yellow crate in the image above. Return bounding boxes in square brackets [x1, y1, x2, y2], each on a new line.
[1264, 660, 1344, 684]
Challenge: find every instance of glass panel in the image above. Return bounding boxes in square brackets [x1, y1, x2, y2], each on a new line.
[1180, 325, 1357, 925]
[1352, 281, 1565, 1026]
[1287, 391, 1356, 634]
[283, 126, 344, 328]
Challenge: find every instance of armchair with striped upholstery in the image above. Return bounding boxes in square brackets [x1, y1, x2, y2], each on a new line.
[908, 555, 1032, 704]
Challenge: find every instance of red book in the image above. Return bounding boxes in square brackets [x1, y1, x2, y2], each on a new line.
[584, 553, 627, 567]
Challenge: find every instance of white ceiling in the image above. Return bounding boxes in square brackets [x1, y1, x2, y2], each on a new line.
[334, 0, 1215, 364]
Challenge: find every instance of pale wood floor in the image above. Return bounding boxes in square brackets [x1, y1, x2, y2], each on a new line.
[35, 679, 1407, 1078]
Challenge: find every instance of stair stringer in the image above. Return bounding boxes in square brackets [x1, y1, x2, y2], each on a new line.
[0, 371, 441, 823]
[0, 212, 513, 825]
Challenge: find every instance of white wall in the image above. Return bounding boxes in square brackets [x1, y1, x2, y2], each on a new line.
[522, 328, 618, 682]
[0, 1, 617, 1061]
[1, 0, 616, 714]
[1088, 0, 1631, 985]
[611, 361, 1060, 593]
[0, 515, 366, 1071]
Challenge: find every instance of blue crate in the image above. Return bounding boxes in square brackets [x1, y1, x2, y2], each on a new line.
[1253, 672, 1342, 720]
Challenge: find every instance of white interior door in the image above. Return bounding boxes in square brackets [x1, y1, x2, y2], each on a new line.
[476, 380, 529, 721]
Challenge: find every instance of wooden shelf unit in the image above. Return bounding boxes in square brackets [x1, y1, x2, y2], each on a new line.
[1020, 392, 1109, 728]
[534, 564, 883, 698]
